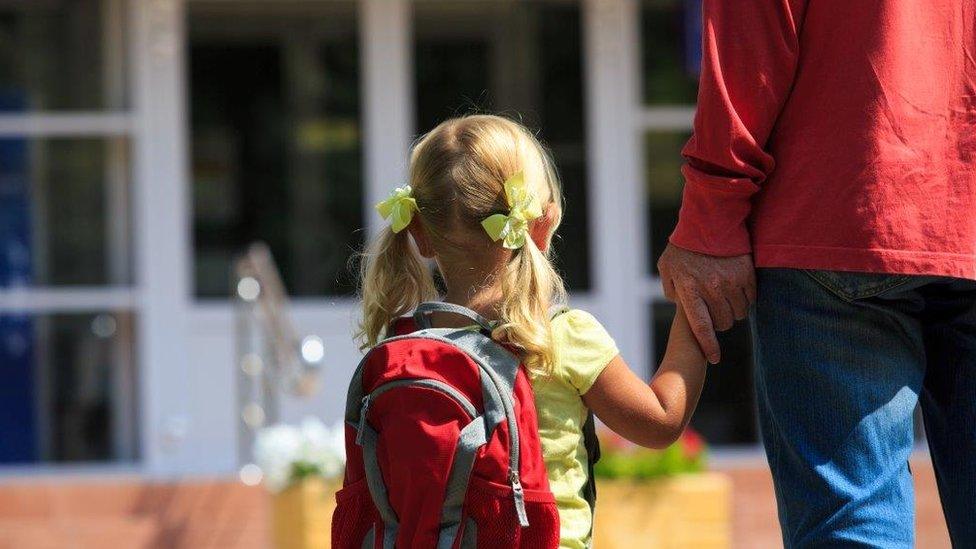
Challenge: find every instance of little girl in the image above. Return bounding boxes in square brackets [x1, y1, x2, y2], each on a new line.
[359, 114, 707, 549]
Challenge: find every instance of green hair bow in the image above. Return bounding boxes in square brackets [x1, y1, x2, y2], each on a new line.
[481, 171, 543, 250]
[375, 185, 418, 233]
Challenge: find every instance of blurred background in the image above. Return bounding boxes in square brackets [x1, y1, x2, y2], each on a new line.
[0, 0, 949, 547]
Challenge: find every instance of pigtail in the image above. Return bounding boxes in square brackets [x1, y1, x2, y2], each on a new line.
[362, 114, 569, 369]
[495, 236, 567, 374]
[357, 227, 437, 349]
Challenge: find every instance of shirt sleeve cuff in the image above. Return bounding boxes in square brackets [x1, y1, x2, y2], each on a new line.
[669, 165, 755, 256]
[576, 349, 620, 396]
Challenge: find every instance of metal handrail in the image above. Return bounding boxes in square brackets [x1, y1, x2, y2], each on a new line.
[233, 242, 323, 463]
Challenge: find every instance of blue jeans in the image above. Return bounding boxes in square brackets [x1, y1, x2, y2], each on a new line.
[753, 269, 976, 548]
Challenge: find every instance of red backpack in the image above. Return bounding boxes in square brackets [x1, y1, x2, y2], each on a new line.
[331, 302, 560, 548]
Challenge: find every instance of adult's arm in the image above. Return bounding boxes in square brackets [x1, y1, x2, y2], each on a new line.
[672, 0, 807, 255]
[659, 0, 808, 363]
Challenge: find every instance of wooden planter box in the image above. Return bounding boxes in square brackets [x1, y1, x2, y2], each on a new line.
[592, 472, 732, 549]
[280, 473, 729, 549]
[271, 478, 337, 549]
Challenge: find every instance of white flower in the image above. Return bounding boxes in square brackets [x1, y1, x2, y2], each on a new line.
[299, 416, 347, 479]
[252, 416, 346, 493]
[253, 423, 302, 493]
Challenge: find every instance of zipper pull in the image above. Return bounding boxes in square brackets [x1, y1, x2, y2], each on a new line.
[355, 395, 371, 446]
[510, 470, 530, 527]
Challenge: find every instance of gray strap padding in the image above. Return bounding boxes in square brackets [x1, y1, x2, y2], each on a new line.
[437, 416, 488, 549]
[478, 372, 507, 438]
[438, 330, 523, 478]
[382, 527, 397, 549]
[346, 362, 369, 423]
[361, 526, 374, 549]
[358, 423, 399, 545]
[460, 518, 478, 548]
[414, 302, 495, 333]
[441, 330, 520, 391]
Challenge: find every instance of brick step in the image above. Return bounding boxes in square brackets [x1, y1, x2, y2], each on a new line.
[0, 479, 270, 549]
[0, 517, 158, 549]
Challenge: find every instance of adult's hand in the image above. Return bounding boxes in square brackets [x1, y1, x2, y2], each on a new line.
[657, 243, 756, 364]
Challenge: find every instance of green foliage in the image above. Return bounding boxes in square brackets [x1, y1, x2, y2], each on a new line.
[594, 429, 707, 480]
[290, 461, 327, 483]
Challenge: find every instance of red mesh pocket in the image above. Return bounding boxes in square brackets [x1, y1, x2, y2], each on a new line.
[331, 478, 378, 549]
[462, 475, 559, 549]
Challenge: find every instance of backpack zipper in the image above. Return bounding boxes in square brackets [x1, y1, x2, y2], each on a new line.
[509, 469, 530, 527]
[356, 378, 479, 447]
[472, 354, 529, 527]
[355, 394, 371, 445]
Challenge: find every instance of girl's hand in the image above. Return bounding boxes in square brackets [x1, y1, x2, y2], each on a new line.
[582, 306, 706, 449]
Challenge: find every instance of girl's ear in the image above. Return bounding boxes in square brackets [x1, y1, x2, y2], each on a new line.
[407, 219, 436, 258]
[530, 202, 558, 254]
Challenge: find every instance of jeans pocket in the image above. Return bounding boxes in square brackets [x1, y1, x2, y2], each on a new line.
[802, 270, 912, 302]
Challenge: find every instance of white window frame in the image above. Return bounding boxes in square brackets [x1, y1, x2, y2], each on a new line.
[0, 0, 148, 473]
[581, 0, 649, 377]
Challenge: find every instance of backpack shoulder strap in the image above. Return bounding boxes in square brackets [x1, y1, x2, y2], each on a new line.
[581, 411, 600, 521]
[386, 315, 416, 338]
[414, 302, 494, 333]
[550, 305, 570, 320]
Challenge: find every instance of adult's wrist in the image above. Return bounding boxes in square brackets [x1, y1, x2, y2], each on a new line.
[670, 171, 753, 256]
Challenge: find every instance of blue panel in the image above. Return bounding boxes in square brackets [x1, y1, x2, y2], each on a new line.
[684, 0, 703, 77]
[0, 89, 38, 462]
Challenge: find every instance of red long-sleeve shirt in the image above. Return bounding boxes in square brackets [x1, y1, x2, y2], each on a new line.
[670, 0, 976, 280]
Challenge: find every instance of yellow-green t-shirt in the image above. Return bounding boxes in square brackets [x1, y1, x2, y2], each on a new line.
[531, 309, 619, 549]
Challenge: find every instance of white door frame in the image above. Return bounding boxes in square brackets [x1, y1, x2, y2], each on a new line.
[130, 0, 194, 476]
[582, 0, 649, 377]
[361, 0, 414, 239]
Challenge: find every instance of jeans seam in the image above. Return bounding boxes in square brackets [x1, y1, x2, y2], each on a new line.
[753, 328, 792, 547]
[802, 270, 912, 302]
[765, 381, 791, 548]
[864, 274, 913, 298]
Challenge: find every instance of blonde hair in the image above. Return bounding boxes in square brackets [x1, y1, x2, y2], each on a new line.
[357, 114, 568, 373]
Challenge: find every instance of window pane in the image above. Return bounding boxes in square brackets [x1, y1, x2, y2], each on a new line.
[641, 0, 699, 105]
[0, 311, 137, 463]
[189, 3, 363, 297]
[644, 131, 690, 275]
[652, 301, 757, 445]
[0, 0, 127, 112]
[0, 138, 132, 287]
[414, 1, 591, 291]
